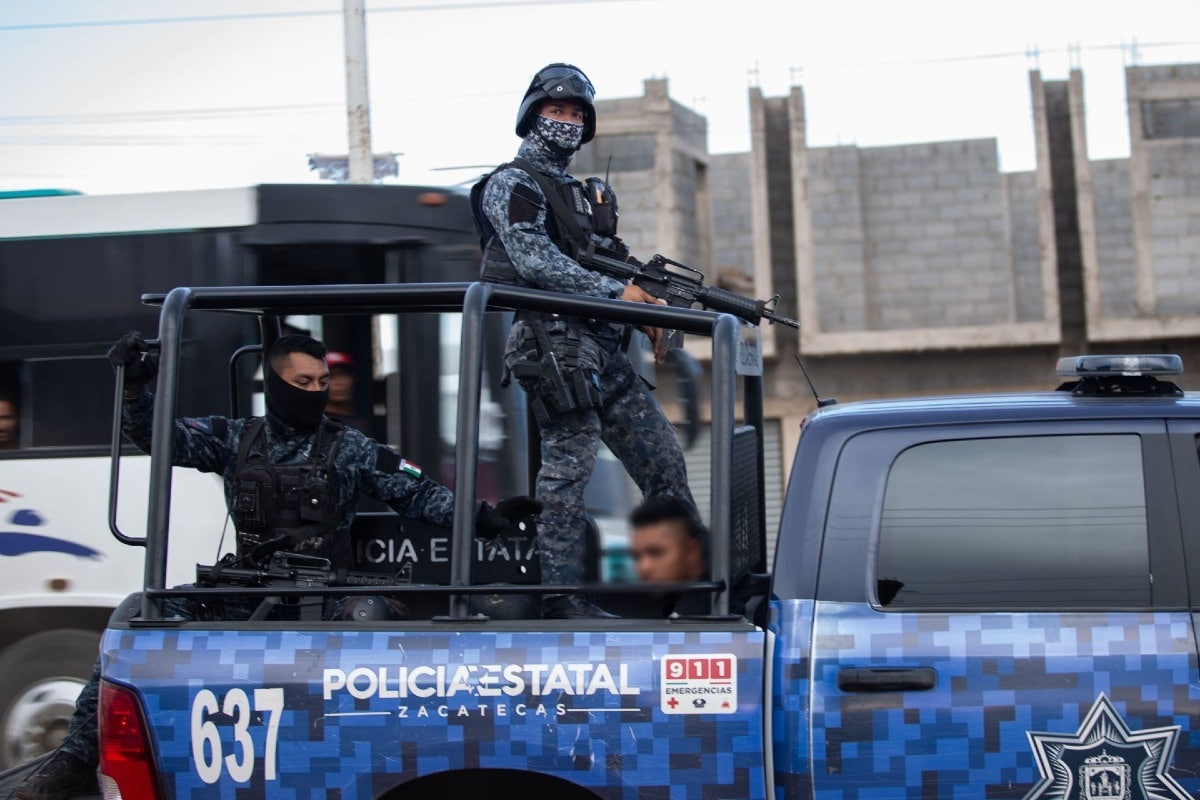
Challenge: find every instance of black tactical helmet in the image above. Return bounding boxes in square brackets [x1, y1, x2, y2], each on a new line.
[515, 63, 596, 144]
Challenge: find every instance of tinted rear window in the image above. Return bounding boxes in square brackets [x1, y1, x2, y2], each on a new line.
[877, 434, 1150, 609]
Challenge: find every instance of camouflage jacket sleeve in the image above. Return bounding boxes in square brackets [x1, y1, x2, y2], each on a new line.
[345, 428, 456, 527]
[121, 388, 236, 473]
[482, 166, 626, 298]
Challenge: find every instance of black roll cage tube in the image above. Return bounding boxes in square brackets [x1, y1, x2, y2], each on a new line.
[130, 281, 764, 620]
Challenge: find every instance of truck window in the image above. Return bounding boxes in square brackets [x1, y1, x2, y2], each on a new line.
[876, 434, 1150, 609]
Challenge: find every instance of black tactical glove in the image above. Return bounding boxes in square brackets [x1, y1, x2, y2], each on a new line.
[475, 495, 543, 538]
[107, 330, 158, 391]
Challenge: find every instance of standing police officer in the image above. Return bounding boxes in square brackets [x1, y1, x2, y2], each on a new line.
[472, 63, 696, 619]
[15, 331, 538, 800]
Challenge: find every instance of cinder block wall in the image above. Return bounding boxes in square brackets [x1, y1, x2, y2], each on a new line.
[708, 152, 755, 283]
[1077, 63, 1200, 341]
[1090, 159, 1137, 318]
[817, 139, 1020, 330]
[1005, 171, 1046, 323]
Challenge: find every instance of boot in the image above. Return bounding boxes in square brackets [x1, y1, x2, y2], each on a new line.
[13, 750, 98, 800]
[542, 594, 619, 619]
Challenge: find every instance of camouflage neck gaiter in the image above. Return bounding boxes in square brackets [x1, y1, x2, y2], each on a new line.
[533, 114, 584, 156]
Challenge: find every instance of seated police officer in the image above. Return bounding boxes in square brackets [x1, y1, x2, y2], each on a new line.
[15, 331, 539, 800]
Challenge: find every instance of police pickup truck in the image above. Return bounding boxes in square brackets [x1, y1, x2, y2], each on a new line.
[29, 280, 1200, 799]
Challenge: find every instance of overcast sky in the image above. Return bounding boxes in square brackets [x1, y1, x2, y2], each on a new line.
[3, 0, 1200, 195]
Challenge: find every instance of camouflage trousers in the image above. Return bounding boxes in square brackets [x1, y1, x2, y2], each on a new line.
[508, 322, 695, 585]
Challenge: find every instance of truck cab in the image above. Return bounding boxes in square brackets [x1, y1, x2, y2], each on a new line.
[771, 354, 1200, 799]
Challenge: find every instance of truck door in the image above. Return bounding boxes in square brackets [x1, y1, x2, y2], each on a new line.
[1169, 418, 1200, 767]
[808, 421, 1200, 799]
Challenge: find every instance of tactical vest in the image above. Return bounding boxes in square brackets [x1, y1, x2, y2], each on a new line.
[232, 418, 352, 565]
[470, 158, 595, 288]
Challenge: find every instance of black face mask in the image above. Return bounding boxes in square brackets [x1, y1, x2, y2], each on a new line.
[264, 362, 328, 432]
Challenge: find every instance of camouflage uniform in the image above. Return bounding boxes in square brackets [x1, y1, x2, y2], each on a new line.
[121, 386, 457, 547]
[57, 388, 456, 768]
[481, 132, 695, 588]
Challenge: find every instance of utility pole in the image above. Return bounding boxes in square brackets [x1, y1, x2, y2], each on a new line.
[343, 0, 373, 184]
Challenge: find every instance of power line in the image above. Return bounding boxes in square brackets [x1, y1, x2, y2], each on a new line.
[0, 134, 310, 147]
[0, 91, 515, 128]
[797, 39, 1200, 73]
[0, 103, 341, 126]
[0, 0, 647, 32]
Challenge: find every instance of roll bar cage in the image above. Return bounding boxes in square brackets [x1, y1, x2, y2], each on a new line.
[116, 281, 767, 620]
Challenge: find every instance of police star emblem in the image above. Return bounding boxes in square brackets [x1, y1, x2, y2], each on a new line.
[1023, 693, 1190, 800]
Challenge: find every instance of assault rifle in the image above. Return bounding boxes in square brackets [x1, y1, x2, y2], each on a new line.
[577, 243, 800, 331]
[196, 551, 410, 620]
[197, 551, 408, 589]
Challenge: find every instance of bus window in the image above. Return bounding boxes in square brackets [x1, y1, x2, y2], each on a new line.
[0, 362, 18, 451]
[25, 358, 113, 449]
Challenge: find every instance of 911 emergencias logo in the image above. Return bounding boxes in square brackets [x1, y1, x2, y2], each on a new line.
[1024, 693, 1189, 800]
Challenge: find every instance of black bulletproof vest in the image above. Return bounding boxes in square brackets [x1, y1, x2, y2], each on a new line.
[471, 158, 595, 287]
[232, 418, 351, 564]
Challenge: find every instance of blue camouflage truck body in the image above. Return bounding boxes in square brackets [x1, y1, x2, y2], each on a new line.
[97, 356, 1200, 799]
[100, 623, 768, 798]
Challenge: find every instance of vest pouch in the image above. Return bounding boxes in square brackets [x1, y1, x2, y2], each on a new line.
[479, 240, 525, 286]
[234, 467, 276, 531]
[298, 473, 333, 523]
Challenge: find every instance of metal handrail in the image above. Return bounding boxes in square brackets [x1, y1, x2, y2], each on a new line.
[449, 282, 493, 617]
[107, 362, 146, 547]
[146, 580, 725, 600]
[710, 314, 737, 616]
[142, 287, 190, 618]
[140, 282, 726, 335]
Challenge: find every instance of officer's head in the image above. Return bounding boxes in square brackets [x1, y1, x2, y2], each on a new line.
[325, 351, 355, 406]
[515, 63, 596, 155]
[629, 496, 707, 584]
[263, 334, 329, 431]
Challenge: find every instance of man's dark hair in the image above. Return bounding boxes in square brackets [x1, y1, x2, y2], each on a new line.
[630, 495, 707, 543]
[265, 334, 327, 372]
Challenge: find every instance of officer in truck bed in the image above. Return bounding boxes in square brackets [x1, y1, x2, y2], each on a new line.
[472, 62, 697, 619]
[15, 331, 538, 800]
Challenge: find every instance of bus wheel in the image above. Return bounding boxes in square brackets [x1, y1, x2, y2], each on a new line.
[0, 629, 99, 770]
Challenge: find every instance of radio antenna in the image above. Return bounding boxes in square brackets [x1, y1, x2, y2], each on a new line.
[795, 354, 836, 407]
[604, 155, 612, 185]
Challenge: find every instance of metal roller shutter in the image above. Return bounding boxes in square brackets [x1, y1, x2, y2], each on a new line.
[682, 419, 784, 567]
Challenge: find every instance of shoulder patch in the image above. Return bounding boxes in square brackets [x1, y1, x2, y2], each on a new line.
[508, 181, 544, 226]
[398, 459, 423, 479]
[375, 445, 398, 474]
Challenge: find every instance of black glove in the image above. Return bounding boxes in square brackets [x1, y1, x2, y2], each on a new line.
[475, 495, 543, 538]
[107, 330, 158, 390]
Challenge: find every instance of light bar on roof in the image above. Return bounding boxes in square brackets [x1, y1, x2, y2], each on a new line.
[1055, 354, 1183, 377]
